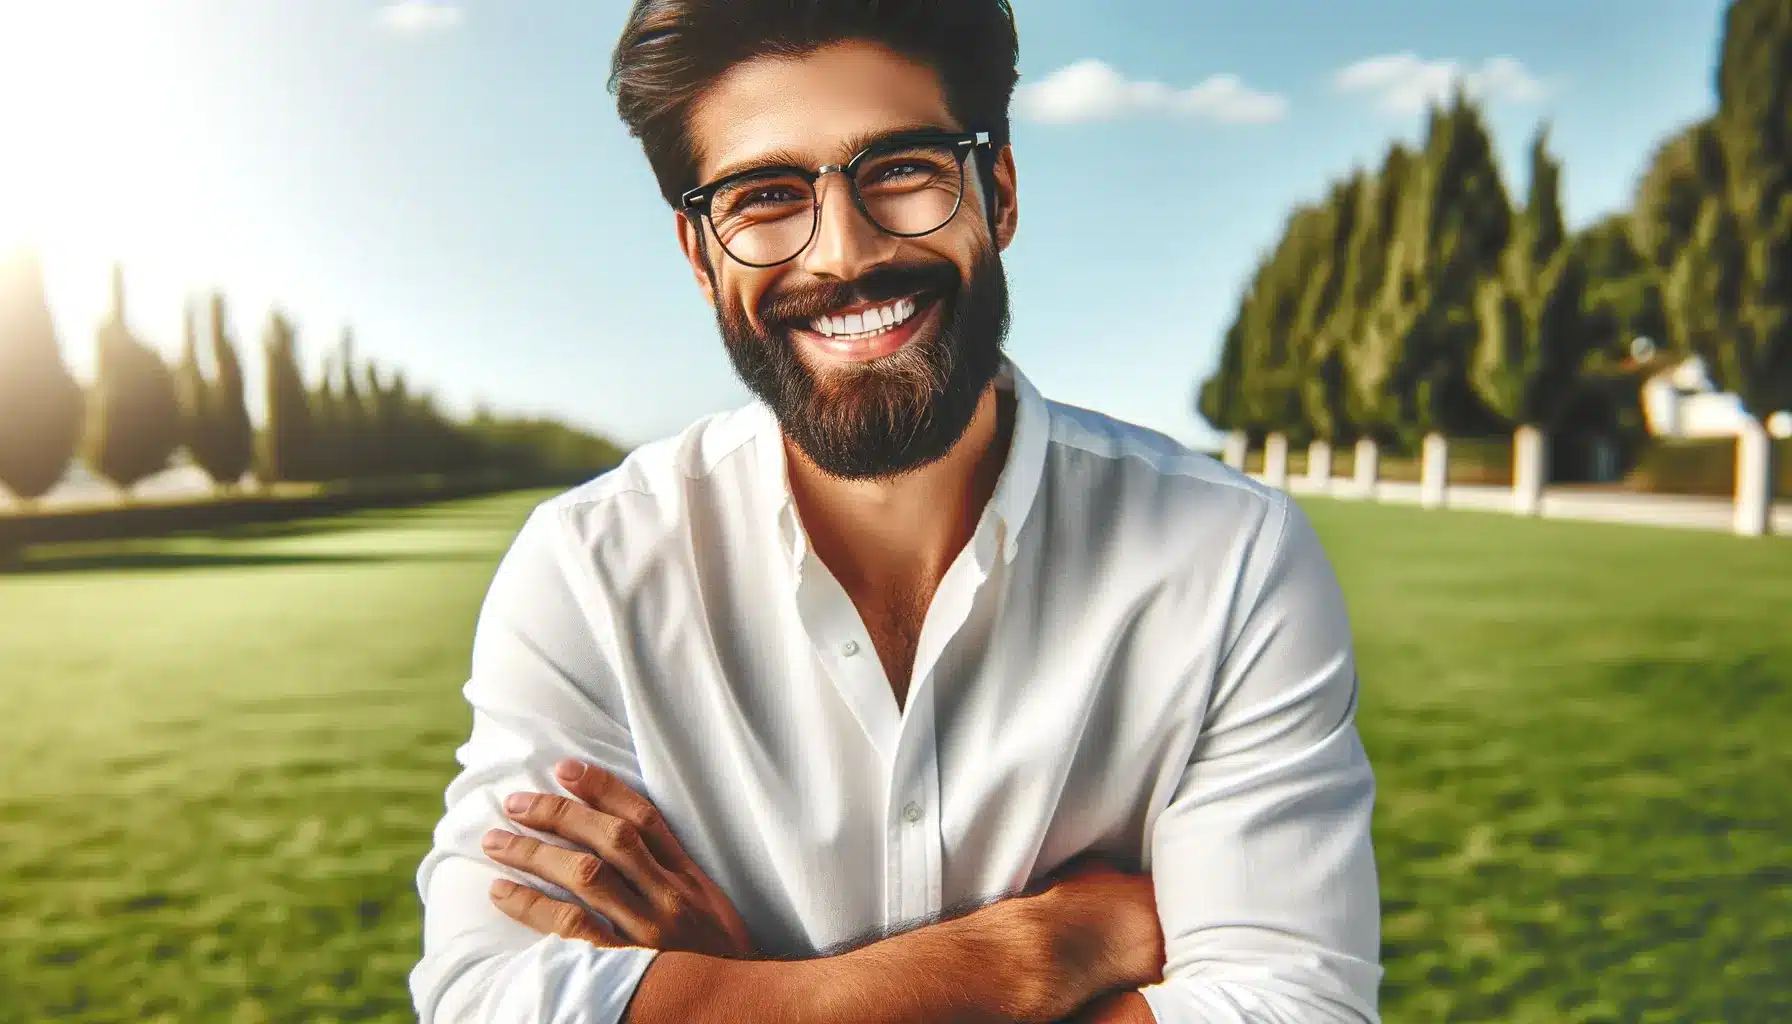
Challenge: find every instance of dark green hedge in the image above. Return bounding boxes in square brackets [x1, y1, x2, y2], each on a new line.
[0, 469, 602, 555]
[1237, 433, 1790, 500]
[1626, 438, 1792, 499]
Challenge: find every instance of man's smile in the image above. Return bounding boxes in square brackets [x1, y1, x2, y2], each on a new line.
[790, 293, 941, 363]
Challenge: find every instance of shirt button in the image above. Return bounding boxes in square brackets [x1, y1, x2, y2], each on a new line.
[902, 801, 922, 824]
[841, 640, 860, 657]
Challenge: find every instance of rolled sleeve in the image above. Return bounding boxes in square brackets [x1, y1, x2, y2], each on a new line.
[411, 503, 660, 1024]
[1140, 494, 1382, 1023]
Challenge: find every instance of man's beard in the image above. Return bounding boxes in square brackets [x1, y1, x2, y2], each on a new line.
[715, 245, 1010, 481]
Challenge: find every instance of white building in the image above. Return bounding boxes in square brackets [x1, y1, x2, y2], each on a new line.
[1638, 352, 1792, 441]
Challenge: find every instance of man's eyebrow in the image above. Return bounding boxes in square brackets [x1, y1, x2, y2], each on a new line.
[706, 122, 958, 182]
[707, 147, 814, 183]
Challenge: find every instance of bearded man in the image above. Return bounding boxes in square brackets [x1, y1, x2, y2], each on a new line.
[411, 2, 1382, 1021]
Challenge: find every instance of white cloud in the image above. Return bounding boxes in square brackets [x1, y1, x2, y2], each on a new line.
[376, 1, 463, 34]
[1334, 53, 1547, 115]
[1017, 59, 1288, 126]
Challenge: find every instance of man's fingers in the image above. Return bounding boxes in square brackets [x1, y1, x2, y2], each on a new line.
[553, 761, 690, 867]
[483, 828, 662, 942]
[501, 793, 674, 902]
[488, 878, 618, 945]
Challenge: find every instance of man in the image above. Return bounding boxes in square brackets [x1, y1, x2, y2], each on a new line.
[410, 1, 1381, 1021]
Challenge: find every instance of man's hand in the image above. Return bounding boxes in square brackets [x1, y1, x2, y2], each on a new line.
[483, 762, 1164, 1023]
[482, 759, 757, 959]
[1021, 858, 1164, 1020]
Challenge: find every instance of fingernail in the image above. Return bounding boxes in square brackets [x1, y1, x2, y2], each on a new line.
[555, 760, 586, 783]
[482, 829, 509, 850]
[504, 793, 531, 814]
[490, 879, 516, 898]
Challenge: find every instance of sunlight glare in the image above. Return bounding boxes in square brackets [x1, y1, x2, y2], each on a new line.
[0, 2, 214, 306]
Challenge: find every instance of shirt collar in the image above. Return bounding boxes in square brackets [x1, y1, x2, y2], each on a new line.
[985, 359, 1048, 564]
[748, 400, 806, 573]
[750, 356, 1051, 570]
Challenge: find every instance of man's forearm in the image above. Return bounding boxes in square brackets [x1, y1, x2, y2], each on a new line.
[1064, 991, 1155, 1024]
[621, 894, 1080, 1024]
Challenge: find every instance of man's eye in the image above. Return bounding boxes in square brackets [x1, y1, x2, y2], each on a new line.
[742, 186, 805, 206]
[870, 162, 930, 182]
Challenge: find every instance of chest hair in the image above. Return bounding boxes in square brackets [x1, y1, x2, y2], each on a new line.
[856, 579, 935, 710]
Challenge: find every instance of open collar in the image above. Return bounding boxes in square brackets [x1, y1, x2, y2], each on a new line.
[750, 357, 1050, 573]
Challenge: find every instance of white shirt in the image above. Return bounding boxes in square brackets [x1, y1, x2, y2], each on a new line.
[411, 360, 1381, 1023]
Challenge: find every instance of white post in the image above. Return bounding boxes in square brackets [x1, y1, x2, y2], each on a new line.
[1734, 419, 1772, 537]
[1354, 438, 1379, 498]
[1307, 440, 1333, 491]
[1420, 432, 1448, 509]
[1222, 430, 1248, 471]
[1512, 425, 1547, 517]
[1264, 433, 1289, 490]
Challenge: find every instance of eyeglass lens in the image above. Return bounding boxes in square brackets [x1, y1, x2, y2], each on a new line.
[707, 141, 967, 267]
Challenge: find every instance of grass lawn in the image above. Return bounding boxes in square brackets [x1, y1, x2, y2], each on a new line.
[1, 490, 1788, 1022]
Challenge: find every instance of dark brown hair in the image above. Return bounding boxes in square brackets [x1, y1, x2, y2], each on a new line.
[609, 0, 1020, 208]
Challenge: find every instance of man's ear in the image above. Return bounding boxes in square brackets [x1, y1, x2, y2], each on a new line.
[989, 145, 1020, 252]
[676, 210, 719, 306]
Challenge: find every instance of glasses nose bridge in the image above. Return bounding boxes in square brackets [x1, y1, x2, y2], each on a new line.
[810, 163, 883, 230]
[810, 163, 857, 212]
[802, 162, 894, 276]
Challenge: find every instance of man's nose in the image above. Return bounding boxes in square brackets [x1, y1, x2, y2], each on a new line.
[798, 174, 896, 281]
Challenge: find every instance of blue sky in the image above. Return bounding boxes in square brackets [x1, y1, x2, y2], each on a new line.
[0, 0, 1730, 449]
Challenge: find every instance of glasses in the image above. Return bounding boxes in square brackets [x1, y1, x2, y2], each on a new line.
[681, 130, 992, 269]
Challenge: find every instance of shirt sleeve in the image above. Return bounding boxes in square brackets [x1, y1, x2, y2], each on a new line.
[410, 502, 660, 1024]
[1138, 492, 1382, 1023]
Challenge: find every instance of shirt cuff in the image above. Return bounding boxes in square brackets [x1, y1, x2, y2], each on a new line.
[425, 935, 659, 1024]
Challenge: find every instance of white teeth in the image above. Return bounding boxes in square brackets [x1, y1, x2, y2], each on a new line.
[810, 297, 922, 338]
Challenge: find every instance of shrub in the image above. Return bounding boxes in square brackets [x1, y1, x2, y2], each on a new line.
[1627, 437, 1792, 499]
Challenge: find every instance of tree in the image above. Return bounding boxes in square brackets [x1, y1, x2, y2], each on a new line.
[1339, 94, 1515, 448]
[259, 309, 312, 483]
[1631, 121, 1727, 274]
[1293, 176, 1364, 443]
[85, 264, 182, 493]
[1195, 318, 1246, 433]
[1393, 90, 1515, 442]
[1635, 0, 1792, 421]
[1662, 199, 1748, 385]
[1704, 0, 1792, 420]
[1337, 143, 1418, 441]
[1472, 127, 1591, 428]
[1192, 5, 1786, 473]
[363, 360, 392, 478]
[1198, 95, 1520, 452]
[1573, 213, 1665, 359]
[312, 348, 342, 480]
[336, 329, 367, 479]
[383, 368, 414, 473]
[0, 249, 84, 502]
[174, 300, 211, 468]
[201, 293, 254, 487]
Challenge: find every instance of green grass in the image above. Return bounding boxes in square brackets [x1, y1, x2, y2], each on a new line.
[2, 491, 1788, 1022]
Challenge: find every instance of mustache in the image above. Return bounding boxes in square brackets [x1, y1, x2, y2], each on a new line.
[757, 261, 961, 329]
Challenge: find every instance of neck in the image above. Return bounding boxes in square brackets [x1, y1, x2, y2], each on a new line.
[785, 383, 1013, 593]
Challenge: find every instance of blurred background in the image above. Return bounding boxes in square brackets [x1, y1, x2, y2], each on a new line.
[1, 1, 1787, 1021]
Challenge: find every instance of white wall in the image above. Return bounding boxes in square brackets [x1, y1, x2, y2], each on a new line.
[1642, 356, 1783, 440]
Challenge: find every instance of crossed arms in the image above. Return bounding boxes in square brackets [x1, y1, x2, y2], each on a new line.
[411, 497, 1382, 1023]
[476, 758, 1165, 1023]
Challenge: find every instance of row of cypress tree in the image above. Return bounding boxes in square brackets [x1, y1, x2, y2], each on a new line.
[0, 258, 622, 504]
[1197, 0, 1789, 453]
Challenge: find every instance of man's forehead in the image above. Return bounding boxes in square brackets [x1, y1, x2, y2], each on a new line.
[688, 42, 959, 180]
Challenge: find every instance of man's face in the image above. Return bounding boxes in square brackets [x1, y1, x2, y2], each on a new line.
[678, 41, 1020, 481]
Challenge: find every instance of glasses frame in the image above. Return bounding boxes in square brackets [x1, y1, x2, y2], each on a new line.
[681, 130, 993, 269]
